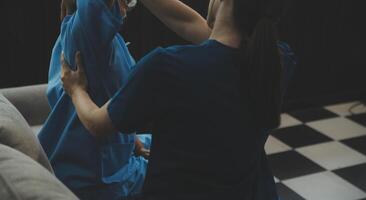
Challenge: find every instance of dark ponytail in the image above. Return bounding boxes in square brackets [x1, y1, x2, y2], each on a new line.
[234, 0, 283, 129]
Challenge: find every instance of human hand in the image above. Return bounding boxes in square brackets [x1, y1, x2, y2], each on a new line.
[135, 147, 150, 159]
[61, 52, 88, 97]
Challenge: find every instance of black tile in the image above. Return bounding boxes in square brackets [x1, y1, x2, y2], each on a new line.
[268, 151, 325, 180]
[341, 135, 366, 156]
[348, 113, 366, 127]
[333, 163, 366, 192]
[288, 108, 338, 123]
[271, 125, 332, 148]
[276, 183, 305, 200]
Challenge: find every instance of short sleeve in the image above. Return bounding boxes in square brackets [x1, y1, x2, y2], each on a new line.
[107, 48, 167, 133]
[61, 0, 123, 68]
[75, 0, 123, 50]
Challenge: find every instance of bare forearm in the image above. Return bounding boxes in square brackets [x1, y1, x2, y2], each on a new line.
[140, 0, 211, 44]
[70, 89, 100, 131]
[70, 89, 116, 136]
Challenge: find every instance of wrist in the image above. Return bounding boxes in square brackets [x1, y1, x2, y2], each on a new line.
[70, 86, 86, 98]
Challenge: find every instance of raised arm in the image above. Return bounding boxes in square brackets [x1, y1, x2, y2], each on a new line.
[61, 0, 123, 67]
[140, 0, 211, 44]
[75, 0, 122, 47]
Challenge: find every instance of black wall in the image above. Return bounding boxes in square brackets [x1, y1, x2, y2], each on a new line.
[278, 0, 366, 109]
[0, 0, 59, 88]
[1, 0, 365, 110]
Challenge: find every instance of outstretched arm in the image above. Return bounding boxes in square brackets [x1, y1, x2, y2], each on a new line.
[62, 49, 165, 137]
[140, 0, 212, 44]
[61, 0, 124, 68]
[61, 0, 116, 20]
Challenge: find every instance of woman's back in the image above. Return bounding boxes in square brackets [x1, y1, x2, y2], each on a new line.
[109, 39, 279, 199]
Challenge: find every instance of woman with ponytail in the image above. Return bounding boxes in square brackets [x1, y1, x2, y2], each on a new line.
[60, 0, 296, 199]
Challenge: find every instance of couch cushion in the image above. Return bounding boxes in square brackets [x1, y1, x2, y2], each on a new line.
[0, 84, 50, 126]
[0, 93, 53, 173]
[0, 144, 78, 200]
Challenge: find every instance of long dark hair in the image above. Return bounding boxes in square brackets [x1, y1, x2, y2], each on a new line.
[233, 0, 284, 129]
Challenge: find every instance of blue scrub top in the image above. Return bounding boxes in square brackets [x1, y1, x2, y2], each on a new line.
[38, 0, 151, 199]
[107, 40, 296, 200]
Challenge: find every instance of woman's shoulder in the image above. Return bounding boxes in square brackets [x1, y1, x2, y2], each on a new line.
[146, 39, 218, 58]
[141, 44, 198, 63]
[163, 41, 215, 57]
[139, 47, 168, 65]
[138, 41, 217, 71]
[133, 47, 170, 74]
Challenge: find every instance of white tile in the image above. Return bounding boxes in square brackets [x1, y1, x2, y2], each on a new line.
[296, 141, 366, 170]
[280, 113, 302, 128]
[283, 171, 366, 200]
[307, 117, 366, 140]
[265, 135, 291, 155]
[325, 101, 366, 117]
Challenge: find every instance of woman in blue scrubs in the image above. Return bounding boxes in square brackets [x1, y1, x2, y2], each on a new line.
[38, 0, 151, 199]
[61, 0, 296, 199]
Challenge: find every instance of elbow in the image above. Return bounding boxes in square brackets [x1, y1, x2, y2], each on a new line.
[180, 22, 211, 45]
[83, 111, 110, 137]
[83, 109, 120, 137]
[86, 122, 135, 136]
[84, 122, 105, 137]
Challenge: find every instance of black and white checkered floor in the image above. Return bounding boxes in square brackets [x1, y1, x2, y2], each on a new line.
[265, 101, 366, 200]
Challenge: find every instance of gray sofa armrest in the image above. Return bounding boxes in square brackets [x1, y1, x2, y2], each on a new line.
[0, 84, 50, 126]
[0, 144, 78, 200]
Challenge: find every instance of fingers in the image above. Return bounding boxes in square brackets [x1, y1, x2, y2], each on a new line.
[143, 149, 150, 156]
[61, 51, 84, 75]
[143, 149, 151, 159]
[75, 51, 85, 73]
[61, 52, 65, 66]
[61, 52, 71, 76]
[135, 147, 151, 159]
[61, 52, 72, 86]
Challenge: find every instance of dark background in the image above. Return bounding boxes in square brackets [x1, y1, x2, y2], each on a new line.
[1, 0, 365, 111]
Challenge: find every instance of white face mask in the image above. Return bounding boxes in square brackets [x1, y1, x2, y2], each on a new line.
[118, 0, 138, 19]
[125, 0, 137, 10]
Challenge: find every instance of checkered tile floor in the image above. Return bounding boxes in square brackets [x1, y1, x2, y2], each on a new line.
[265, 101, 366, 200]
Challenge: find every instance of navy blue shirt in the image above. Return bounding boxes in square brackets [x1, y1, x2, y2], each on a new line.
[108, 40, 296, 200]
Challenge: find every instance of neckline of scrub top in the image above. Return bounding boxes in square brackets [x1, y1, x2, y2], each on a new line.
[204, 39, 240, 51]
